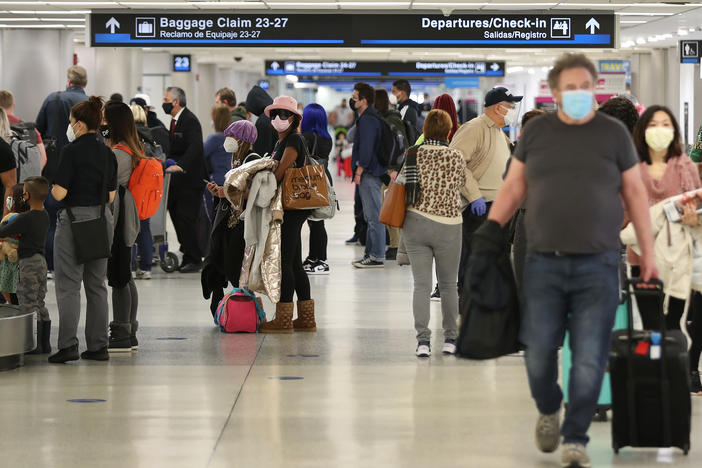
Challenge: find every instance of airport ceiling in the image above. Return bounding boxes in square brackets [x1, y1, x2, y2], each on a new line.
[1, 1, 701, 67]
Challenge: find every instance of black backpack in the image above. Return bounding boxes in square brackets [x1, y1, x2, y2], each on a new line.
[370, 114, 398, 168]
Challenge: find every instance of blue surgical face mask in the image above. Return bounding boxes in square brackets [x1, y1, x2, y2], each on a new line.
[560, 90, 594, 121]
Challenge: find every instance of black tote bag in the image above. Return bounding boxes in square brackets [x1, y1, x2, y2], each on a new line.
[65, 150, 111, 265]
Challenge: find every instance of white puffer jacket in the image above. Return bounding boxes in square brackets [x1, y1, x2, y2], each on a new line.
[621, 199, 702, 300]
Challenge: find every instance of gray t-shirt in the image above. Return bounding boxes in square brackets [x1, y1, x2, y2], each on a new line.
[514, 112, 638, 253]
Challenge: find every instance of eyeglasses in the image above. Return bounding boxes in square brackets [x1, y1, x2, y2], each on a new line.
[270, 109, 294, 120]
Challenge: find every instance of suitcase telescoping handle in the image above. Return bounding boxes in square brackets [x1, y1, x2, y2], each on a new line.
[623, 277, 672, 448]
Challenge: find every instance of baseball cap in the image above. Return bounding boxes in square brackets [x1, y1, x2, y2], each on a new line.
[484, 87, 523, 107]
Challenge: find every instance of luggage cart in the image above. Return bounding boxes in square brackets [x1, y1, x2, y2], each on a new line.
[151, 172, 179, 273]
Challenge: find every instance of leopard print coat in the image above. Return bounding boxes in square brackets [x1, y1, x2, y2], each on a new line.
[410, 145, 466, 219]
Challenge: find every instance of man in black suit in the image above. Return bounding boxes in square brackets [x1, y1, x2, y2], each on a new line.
[162, 87, 206, 273]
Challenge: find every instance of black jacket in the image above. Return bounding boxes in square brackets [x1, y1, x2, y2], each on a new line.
[147, 110, 166, 130]
[169, 107, 206, 189]
[457, 220, 521, 359]
[246, 86, 277, 157]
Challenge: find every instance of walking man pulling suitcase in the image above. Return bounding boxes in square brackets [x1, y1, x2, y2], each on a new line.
[486, 53, 658, 467]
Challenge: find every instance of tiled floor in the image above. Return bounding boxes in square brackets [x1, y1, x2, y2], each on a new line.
[1, 179, 700, 467]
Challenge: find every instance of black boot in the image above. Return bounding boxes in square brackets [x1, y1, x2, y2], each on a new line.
[48, 344, 79, 364]
[691, 370, 702, 394]
[41, 321, 52, 354]
[108, 321, 132, 353]
[27, 321, 43, 355]
[130, 321, 139, 351]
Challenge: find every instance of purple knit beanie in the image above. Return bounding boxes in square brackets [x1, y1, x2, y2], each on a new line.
[224, 119, 257, 144]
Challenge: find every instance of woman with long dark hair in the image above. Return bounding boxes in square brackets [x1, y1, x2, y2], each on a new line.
[301, 103, 333, 275]
[103, 101, 145, 353]
[259, 96, 315, 333]
[49, 96, 118, 363]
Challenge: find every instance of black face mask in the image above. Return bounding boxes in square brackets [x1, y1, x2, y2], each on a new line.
[349, 98, 357, 111]
[162, 102, 174, 115]
[99, 125, 110, 140]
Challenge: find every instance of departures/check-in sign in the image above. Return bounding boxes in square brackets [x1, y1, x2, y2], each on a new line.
[265, 60, 506, 78]
[90, 12, 615, 48]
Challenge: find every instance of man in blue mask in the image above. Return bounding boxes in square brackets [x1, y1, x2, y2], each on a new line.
[486, 53, 658, 467]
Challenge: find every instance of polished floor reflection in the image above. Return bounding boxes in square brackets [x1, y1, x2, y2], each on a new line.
[1, 180, 700, 468]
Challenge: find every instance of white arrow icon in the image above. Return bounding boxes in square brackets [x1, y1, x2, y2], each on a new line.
[271, 61, 280, 70]
[586, 18, 600, 35]
[490, 63, 500, 72]
[106, 17, 120, 34]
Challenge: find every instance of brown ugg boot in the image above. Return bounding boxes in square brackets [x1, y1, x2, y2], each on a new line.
[260, 302, 294, 334]
[293, 299, 317, 332]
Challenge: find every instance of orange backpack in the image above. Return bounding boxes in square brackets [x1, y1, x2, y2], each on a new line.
[113, 144, 164, 220]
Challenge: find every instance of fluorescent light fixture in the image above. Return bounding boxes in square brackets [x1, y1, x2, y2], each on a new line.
[0, 1, 114, 4]
[527, 68, 535, 75]
[506, 66, 524, 73]
[647, 36, 658, 42]
[412, 2, 489, 5]
[9, 10, 89, 13]
[0, 17, 85, 21]
[636, 37, 646, 44]
[617, 12, 675, 17]
[118, 2, 196, 5]
[0, 23, 84, 28]
[690, 28, 697, 32]
[285, 74, 299, 82]
[621, 40, 636, 48]
[620, 20, 647, 24]
[189, 1, 263, 5]
[351, 48, 390, 53]
[568, 2, 688, 6]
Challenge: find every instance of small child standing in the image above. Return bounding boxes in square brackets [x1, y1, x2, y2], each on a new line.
[0, 177, 51, 353]
[0, 183, 26, 304]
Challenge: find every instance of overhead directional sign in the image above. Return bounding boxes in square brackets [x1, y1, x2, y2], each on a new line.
[680, 40, 701, 64]
[265, 60, 506, 77]
[90, 12, 615, 48]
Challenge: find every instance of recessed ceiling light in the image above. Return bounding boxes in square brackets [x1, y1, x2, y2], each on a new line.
[636, 37, 646, 44]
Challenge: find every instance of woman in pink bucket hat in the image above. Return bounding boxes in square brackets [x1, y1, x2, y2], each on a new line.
[259, 95, 317, 333]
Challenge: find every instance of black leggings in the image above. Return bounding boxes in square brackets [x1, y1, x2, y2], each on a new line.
[689, 292, 702, 372]
[307, 220, 328, 261]
[281, 210, 311, 303]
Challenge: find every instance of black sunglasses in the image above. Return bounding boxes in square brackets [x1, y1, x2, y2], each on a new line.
[270, 109, 294, 120]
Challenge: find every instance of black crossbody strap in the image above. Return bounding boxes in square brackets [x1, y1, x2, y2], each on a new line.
[53, 91, 62, 139]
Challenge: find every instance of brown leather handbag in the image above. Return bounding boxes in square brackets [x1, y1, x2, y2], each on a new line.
[379, 181, 406, 228]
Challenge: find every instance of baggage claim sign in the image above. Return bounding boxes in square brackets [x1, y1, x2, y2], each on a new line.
[90, 12, 615, 48]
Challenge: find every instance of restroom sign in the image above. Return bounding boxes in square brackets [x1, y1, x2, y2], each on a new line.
[680, 40, 701, 64]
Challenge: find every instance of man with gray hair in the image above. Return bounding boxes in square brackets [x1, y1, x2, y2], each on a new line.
[163, 86, 206, 273]
[35, 65, 89, 280]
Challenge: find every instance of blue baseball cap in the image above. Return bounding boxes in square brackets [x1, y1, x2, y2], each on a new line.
[484, 87, 523, 107]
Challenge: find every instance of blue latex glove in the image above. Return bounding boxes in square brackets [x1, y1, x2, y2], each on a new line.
[470, 197, 487, 216]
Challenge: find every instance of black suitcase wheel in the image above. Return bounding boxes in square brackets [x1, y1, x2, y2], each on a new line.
[594, 407, 608, 422]
[683, 443, 690, 455]
[161, 252, 179, 273]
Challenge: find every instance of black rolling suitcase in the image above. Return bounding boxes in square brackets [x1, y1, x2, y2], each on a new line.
[609, 278, 691, 455]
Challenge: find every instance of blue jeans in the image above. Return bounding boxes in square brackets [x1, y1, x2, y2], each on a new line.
[358, 173, 386, 262]
[132, 219, 153, 272]
[521, 251, 619, 446]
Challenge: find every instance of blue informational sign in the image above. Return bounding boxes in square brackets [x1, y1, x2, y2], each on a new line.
[265, 60, 504, 78]
[445, 77, 481, 89]
[173, 55, 191, 72]
[91, 13, 615, 49]
[258, 80, 270, 90]
[680, 40, 701, 64]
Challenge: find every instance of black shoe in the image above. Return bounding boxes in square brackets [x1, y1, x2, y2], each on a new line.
[108, 322, 132, 353]
[431, 284, 441, 301]
[345, 234, 359, 245]
[27, 321, 43, 355]
[691, 370, 702, 394]
[48, 344, 79, 364]
[130, 335, 139, 351]
[385, 248, 397, 261]
[179, 262, 202, 273]
[81, 347, 109, 361]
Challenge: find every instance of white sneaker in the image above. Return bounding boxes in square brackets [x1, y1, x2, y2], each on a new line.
[134, 269, 144, 279]
[416, 342, 431, 358]
[561, 443, 590, 468]
[442, 339, 457, 355]
[141, 271, 152, 280]
[47, 270, 54, 280]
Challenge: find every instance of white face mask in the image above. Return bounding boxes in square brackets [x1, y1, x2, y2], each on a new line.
[502, 105, 519, 127]
[223, 137, 239, 154]
[645, 127, 675, 153]
[66, 122, 76, 143]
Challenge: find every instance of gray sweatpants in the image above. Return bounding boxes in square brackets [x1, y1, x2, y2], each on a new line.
[403, 211, 462, 342]
[18, 253, 49, 321]
[55, 206, 114, 351]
